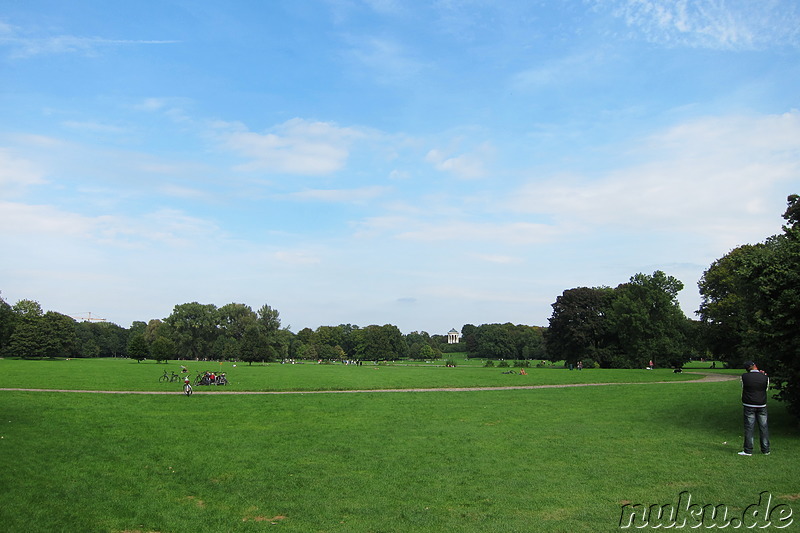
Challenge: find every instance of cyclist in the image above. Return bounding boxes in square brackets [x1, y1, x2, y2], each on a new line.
[183, 375, 193, 396]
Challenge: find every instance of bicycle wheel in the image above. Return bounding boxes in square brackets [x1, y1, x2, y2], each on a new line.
[184, 384, 192, 396]
[159, 375, 168, 383]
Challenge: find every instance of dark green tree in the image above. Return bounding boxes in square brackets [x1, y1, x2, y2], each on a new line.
[164, 302, 219, 360]
[240, 324, 270, 365]
[151, 336, 176, 363]
[354, 324, 407, 360]
[545, 286, 614, 366]
[697, 195, 800, 418]
[39, 311, 78, 358]
[697, 243, 768, 364]
[606, 271, 690, 368]
[0, 295, 14, 353]
[127, 333, 150, 362]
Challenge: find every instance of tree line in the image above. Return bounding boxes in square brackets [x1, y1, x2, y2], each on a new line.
[696, 194, 800, 419]
[0, 300, 455, 364]
[1, 195, 797, 416]
[543, 194, 800, 419]
[544, 270, 696, 369]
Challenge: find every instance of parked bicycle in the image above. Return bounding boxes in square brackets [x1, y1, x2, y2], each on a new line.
[194, 371, 228, 386]
[183, 377, 193, 396]
[159, 370, 180, 383]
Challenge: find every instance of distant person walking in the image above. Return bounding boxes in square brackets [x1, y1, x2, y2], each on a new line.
[739, 361, 770, 456]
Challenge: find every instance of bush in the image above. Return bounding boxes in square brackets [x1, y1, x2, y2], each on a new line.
[483, 360, 495, 367]
[444, 359, 457, 367]
[512, 360, 531, 368]
[497, 360, 509, 368]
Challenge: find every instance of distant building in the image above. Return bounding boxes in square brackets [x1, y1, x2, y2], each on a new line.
[447, 328, 461, 344]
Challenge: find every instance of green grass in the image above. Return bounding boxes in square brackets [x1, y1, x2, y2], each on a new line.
[0, 359, 797, 532]
[1, 357, 706, 392]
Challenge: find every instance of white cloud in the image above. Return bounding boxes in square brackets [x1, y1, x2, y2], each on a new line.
[0, 201, 223, 249]
[510, 112, 800, 250]
[355, 214, 559, 245]
[342, 35, 428, 83]
[597, 0, 800, 49]
[274, 250, 321, 265]
[511, 51, 605, 90]
[471, 253, 523, 265]
[0, 27, 179, 58]
[425, 143, 492, 180]
[289, 185, 392, 203]
[61, 120, 127, 134]
[0, 149, 47, 195]
[218, 118, 363, 175]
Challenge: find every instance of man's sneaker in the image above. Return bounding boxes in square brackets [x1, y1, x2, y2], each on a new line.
[738, 451, 752, 456]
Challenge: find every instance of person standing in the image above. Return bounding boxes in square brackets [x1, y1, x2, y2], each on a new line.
[739, 361, 770, 456]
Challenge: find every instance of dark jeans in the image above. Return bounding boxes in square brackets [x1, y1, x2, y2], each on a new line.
[743, 406, 770, 454]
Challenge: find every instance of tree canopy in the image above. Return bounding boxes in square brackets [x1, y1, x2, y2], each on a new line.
[698, 194, 800, 418]
[545, 271, 691, 368]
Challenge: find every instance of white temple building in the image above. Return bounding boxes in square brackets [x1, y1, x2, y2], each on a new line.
[447, 328, 462, 344]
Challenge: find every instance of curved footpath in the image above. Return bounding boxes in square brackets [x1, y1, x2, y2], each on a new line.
[0, 372, 738, 395]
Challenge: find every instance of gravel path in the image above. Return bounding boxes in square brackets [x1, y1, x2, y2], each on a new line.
[0, 371, 738, 395]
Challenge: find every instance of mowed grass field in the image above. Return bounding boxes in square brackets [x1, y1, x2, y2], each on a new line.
[0, 358, 797, 533]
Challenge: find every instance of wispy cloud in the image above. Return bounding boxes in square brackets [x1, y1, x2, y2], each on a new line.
[216, 118, 364, 175]
[509, 111, 800, 250]
[289, 185, 392, 204]
[0, 198, 224, 250]
[341, 35, 429, 83]
[425, 143, 493, 180]
[355, 215, 559, 245]
[61, 121, 127, 134]
[595, 0, 800, 49]
[0, 149, 47, 195]
[0, 22, 179, 58]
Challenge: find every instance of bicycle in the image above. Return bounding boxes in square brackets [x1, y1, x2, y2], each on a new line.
[214, 373, 228, 386]
[159, 370, 180, 383]
[183, 381, 193, 396]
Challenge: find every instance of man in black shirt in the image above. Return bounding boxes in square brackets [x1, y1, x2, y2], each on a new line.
[739, 361, 770, 456]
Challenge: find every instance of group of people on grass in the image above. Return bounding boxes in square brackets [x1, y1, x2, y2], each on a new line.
[197, 371, 226, 386]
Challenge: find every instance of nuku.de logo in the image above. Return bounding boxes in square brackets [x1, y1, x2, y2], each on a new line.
[619, 491, 793, 529]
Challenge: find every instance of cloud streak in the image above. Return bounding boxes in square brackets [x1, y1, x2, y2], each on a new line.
[0, 24, 179, 58]
[596, 0, 800, 49]
[217, 118, 364, 175]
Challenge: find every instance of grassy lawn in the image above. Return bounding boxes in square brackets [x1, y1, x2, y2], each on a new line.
[0, 359, 796, 532]
[0, 357, 709, 392]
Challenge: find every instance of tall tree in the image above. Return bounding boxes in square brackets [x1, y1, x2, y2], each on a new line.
[127, 333, 150, 362]
[150, 336, 176, 363]
[697, 243, 767, 363]
[355, 324, 407, 360]
[164, 302, 219, 360]
[218, 303, 256, 341]
[545, 286, 614, 366]
[607, 271, 689, 368]
[39, 311, 78, 358]
[0, 295, 14, 353]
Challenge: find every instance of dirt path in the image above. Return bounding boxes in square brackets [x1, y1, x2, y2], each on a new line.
[0, 372, 738, 395]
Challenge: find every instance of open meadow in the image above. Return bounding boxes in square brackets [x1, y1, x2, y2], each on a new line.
[0, 358, 797, 532]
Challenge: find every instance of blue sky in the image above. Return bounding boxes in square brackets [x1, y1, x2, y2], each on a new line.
[2, 0, 799, 334]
